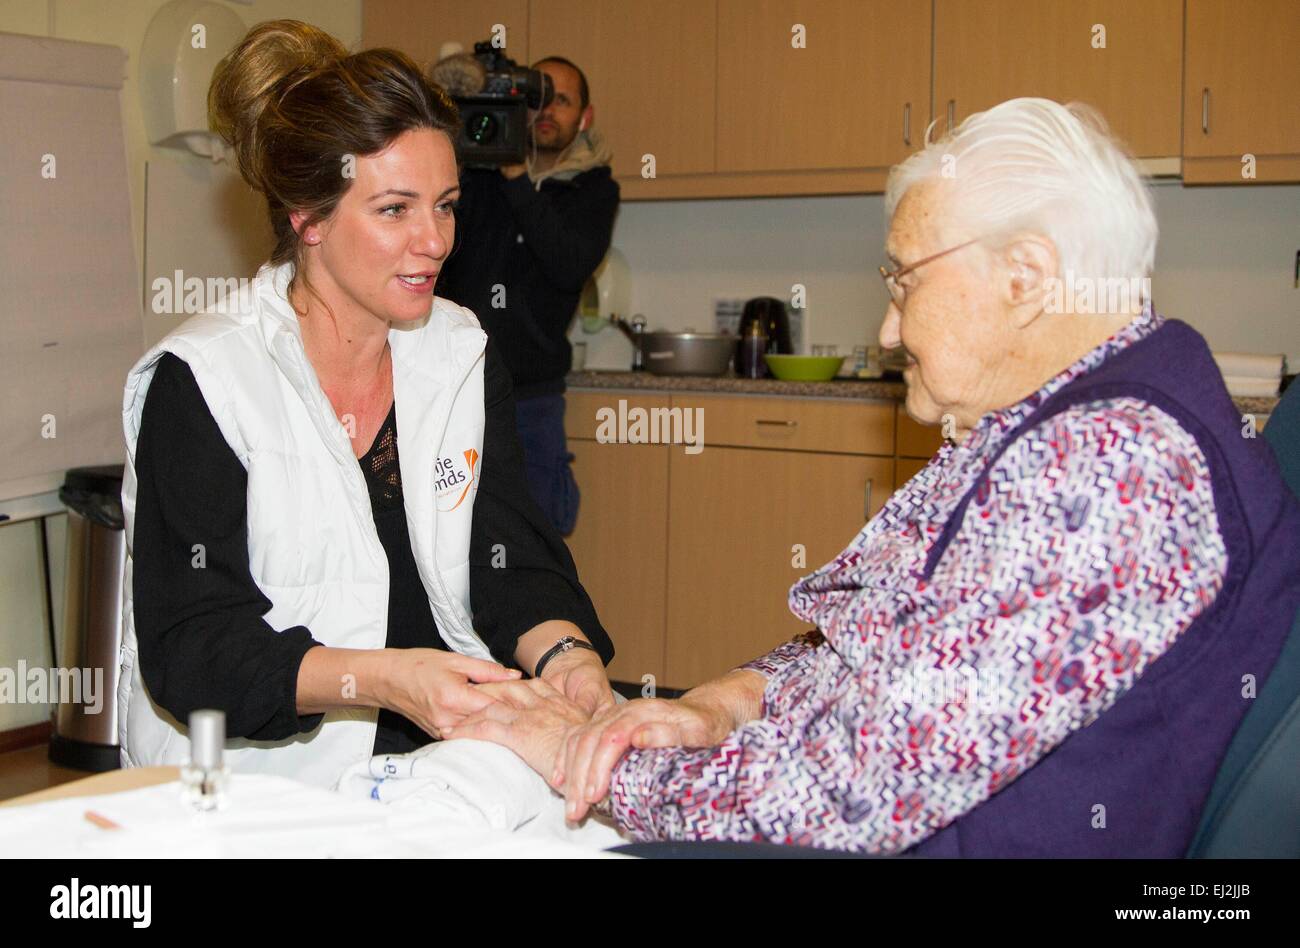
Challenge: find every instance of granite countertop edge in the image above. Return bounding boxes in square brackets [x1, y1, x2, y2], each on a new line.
[565, 370, 1281, 417]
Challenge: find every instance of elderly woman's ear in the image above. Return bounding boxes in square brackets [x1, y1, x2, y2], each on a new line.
[999, 234, 1058, 324]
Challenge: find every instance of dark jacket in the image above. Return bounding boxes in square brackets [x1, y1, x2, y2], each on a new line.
[437, 166, 620, 399]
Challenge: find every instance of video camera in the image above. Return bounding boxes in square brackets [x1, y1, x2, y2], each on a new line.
[430, 41, 554, 168]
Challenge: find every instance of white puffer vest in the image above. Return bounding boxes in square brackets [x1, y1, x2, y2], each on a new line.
[118, 261, 493, 789]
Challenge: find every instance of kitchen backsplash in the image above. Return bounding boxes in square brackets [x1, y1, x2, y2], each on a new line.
[571, 182, 1300, 374]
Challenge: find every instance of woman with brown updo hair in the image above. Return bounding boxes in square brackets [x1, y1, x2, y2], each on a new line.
[117, 20, 614, 788]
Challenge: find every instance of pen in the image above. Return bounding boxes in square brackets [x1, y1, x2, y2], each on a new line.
[84, 810, 121, 830]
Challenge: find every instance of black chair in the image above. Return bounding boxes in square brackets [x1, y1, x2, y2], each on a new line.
[1186, 380, 1300, 857]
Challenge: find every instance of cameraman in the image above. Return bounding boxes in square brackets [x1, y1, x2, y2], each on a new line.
[437, 57, 620, 536]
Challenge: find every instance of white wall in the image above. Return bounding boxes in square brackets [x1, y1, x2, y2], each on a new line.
[0, 0, 362, 732]
[575, 182, 1300, 372]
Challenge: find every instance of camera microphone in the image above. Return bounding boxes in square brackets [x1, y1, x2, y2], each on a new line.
[436, 40, 552, 167]
[429, 53, 486, 98]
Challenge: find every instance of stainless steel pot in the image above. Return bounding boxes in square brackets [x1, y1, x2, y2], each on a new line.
[640, 331, 737, 376]
[609, 316, 739, 376]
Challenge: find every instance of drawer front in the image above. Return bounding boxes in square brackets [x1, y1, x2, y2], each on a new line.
[669, 393, 894, 455]
[564, 390, 673, 441]
[897, 404, 946, 458]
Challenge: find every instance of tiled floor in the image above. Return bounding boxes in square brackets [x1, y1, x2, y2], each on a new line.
[0, 745, 92, 804]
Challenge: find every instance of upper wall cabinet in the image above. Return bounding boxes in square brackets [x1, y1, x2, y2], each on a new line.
[934, 0, 1182, 159]
[715, 0, 931, 173]
[363, 0, 1300, 195]
[529, 0, 717, 180]
[1183, 0, 1300, 183]
[362, 0, 531, 69]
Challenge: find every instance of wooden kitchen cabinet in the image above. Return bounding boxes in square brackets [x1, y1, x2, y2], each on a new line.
[528, 0, 717, 180]
[715, 0, 931, 174]
[565, 439, 670, 685]
[563, 390, 671, 684]
[896, 405, 945, 459]
[365, 0, 1300, 196]
[933, 0, 1182, 158]
[565, 389, 900, 688]
[362, 0, 530, 69]
[1182, 0, 1300, 183]
[665, 445, 892, 688]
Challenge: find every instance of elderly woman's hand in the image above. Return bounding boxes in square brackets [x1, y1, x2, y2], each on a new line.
[442, 677, 591, 783]
[554, 694, 735, 821]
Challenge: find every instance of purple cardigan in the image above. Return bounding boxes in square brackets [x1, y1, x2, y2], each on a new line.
[909, 318, 1300, 857]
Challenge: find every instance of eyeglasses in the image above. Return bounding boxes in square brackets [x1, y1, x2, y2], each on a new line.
[879, 238, 980, 309]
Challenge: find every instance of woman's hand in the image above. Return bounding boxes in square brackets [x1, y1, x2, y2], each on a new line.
[380, 648, 522, 739]
[554, 693, 736, 821]
[538, 647, 617, 716]
[442, 677, 590, 782]
[514, 622, 616, 716]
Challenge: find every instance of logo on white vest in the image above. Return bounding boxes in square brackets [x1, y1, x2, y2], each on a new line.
[435, 447, 480, 511]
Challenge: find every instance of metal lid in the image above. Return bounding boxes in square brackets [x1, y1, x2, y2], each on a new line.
[62, 464, 124, 493]
[643, 330, 736, 341]
[59, 464, 125, 529]
[188, 710, 225, 770]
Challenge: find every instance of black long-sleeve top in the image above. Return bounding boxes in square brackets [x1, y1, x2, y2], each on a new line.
[131, 339, 612, 757]
[436, 167, 619, 399]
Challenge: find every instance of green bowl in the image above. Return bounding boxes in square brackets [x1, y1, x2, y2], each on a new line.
[763, 354, 846, 381]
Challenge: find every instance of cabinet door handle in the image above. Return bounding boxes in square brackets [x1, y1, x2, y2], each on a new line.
[947, 99, 955, 133]
[1201, 87, 1210, 134]
[863, 478, 874, 521]
[755, 419, 798, 427]
[903, 102, 911, 146]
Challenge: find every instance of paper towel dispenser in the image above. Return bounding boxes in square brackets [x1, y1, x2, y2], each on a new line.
[140, 0, 245, 160]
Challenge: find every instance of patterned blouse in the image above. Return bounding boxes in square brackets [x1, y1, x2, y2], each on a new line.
[607, 306, 1229, 851]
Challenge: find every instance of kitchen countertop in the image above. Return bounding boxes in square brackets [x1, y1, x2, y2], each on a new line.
[567, 369, 908, 400]
[566, 370, 1281, 416]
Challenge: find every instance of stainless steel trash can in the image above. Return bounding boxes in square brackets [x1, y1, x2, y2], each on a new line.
[48, 464, 125, 772]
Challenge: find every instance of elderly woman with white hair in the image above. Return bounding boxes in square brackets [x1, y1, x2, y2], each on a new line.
[448, 98, 1300, 856]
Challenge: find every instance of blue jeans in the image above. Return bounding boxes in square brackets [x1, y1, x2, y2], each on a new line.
[514, 394, 580, 535]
